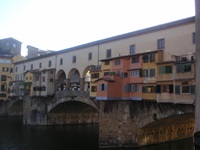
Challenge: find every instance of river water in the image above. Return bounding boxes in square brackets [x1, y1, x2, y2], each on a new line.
[0, 117, 194, 150]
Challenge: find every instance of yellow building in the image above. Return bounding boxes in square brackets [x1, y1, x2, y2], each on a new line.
[0, 54, 13, 100]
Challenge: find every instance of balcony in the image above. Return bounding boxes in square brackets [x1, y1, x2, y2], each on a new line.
[157, 73, 173, 81]
[90, 65, 101, 72]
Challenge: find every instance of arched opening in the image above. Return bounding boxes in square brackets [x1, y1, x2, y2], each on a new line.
[56, 70, 66, 91]
[68, 69, 80, 91]
[82, 66, 92, 92]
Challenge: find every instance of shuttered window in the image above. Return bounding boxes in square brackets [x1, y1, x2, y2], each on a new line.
[175, 85, 180, 94]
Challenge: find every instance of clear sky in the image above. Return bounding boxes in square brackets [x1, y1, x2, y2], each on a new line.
[0, 0, 195, 56]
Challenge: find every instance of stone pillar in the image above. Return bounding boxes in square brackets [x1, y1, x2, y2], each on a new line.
[80, 78, 85, 91]
[23, 96, 48, 125]
[99, 101, 139, 148]
[65, 78, 70, 90]
[195, 0, 200, 132]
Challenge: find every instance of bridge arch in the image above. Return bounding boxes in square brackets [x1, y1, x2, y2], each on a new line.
[9, 99, 23, 115]
[137, 113, 194, 146]
[47, 92, 99, 125]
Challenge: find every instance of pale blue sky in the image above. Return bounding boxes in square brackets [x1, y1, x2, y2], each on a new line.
[0, 0, 195, 56]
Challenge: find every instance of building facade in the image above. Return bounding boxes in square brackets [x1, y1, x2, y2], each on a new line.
[0, 37, 22, 56]
[9, 16, 196, 103]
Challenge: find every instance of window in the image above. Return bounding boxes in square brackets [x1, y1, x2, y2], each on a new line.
[91, 86, 97, 92]
[91, 73, 99, 78]
[157, 84, 173, 93]
[162, 85, 169, 92]
[132, 55, 139, 63]
[36, 75, 40, 81]
[143, 54, 149, 63]
[104, 72, 116, 76]
[60, 58, 63, 65]
[0, 59, 11, 64]
[175, 84, 195, 94]
[157, 38, 165, 49]
[181, 81, 189, 94]
[24, 65, 26, 71]
[159, 65, 172, 74]
[1, 85, 6, 91]
[48, 61, 51, 67]
[39, 62, 42, 68]
[130, 84, 140, 92]
[10, 68, 13, 73]
[99, 84, 108, 91]
[142, 86, 156, 93]
[176, 64, 191, 73]
[2, 67, 9, 72]
[42, 86, 46, 91]
[121, 72, 128, 78]
[0, 93, 6, 97]
[105, 60, 110, 65]
[130, 70, 140, 77]
[115, 59, 120, 65]
[88, 52, 92, 60]
[130, 45, 135, 54]
[150, 69, 155, 77]
[42, 76, 45, 82]
[50, 78, 53, 82]
[124, 84, 130, 92]
[31, 64, 33, 70]
[193, 32, 196, 44]
[72, 56, 76, 63]
[15, 67, 18, 72]
[106, 49, 111, 58]
[1, 75, 6, 81]
[150, 53, 155, 62]
[143, 69, 148, 77]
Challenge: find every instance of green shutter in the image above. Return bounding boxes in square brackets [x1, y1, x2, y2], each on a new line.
[139, 69, 142, 77]
[154, 86, 157, 93]
[169, 84, 173, 93]
[159, 66, 165, 74]
[142, 86, 146, 92]
[190, 85, 195, 94]
[175, 85, 180, 94]
[156, 85, 161, 93]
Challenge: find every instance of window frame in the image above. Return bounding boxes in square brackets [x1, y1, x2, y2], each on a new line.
[106, 49, 111, 58]
[157, 38, 165, 49]
[88, 52, 92, 60]
[130, 44, 135, 54]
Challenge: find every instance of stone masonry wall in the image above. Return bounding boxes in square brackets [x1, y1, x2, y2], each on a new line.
[99, 100, 195, 148]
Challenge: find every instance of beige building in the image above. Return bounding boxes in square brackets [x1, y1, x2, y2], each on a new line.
[11, 16, 195, 100]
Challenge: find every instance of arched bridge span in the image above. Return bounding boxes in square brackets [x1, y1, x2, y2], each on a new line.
[23, 91, 99, 125]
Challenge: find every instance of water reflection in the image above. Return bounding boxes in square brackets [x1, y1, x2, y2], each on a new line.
[0, 117, 194, 150]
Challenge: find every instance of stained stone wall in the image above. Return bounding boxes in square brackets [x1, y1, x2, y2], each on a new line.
[99, 100, 195, 148]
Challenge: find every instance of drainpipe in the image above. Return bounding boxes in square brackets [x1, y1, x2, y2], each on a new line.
[173, 62, 176, 104]
[97, 44, 100, 66]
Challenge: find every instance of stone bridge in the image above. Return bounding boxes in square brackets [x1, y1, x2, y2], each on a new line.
[98, 101, 195, 148]
[0, 94, 195, 147]
[23, 90, 99, 125]
[0, 98, 23, 116]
